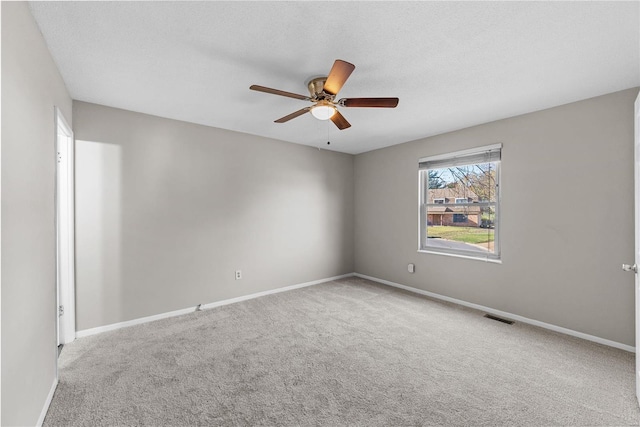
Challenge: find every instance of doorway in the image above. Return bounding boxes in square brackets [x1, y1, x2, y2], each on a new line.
[56, 107, 75, 347]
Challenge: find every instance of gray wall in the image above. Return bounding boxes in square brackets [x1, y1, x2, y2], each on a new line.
[1, 2, 73, 425]
[354, 88, 639, 347]
[73, 101, 354, 331]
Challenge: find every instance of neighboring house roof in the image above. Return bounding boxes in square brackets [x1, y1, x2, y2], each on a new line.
[428, 186, 479, 203]
[429, 206, 449, 213]
[428, 206, 482, 214]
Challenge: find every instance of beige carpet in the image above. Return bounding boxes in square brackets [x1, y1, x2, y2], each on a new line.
[45, 276, 638, 426]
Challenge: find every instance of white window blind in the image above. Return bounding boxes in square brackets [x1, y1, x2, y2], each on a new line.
[419, 145, 501, 170]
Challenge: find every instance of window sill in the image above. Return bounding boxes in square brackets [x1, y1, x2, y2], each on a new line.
[417, 249, 502, 264]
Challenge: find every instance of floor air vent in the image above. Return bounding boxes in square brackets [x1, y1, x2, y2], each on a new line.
[484, 314, 514, 325]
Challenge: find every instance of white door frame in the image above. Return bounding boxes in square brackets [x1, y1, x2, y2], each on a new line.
[55, 107, 75, 346]
[634, 91, 640, 406]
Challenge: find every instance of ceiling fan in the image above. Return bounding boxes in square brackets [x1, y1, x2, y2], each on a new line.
[250, 59, 399, 130]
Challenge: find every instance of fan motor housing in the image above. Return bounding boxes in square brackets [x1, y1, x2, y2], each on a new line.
[307, 77, 334, 101]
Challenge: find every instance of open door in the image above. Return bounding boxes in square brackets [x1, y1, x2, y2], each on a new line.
[56, 107, 75, 346]
[626, 90, 640, 406]
[634, 91, 640, 405]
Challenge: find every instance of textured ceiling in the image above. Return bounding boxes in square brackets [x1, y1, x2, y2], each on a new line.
[29, 1, 640, 154]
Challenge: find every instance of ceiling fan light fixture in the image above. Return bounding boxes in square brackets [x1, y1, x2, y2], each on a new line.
[250, 59, 397, 130]
[310, 103, 336, 120]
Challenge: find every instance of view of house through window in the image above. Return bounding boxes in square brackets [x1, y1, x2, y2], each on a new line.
[419, 145, 501, 260]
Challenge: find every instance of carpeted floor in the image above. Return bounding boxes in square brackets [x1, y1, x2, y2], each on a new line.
[44, 276, 639, 426]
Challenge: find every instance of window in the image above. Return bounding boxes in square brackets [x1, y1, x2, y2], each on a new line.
[453, 214, 467, 223]
[419, 144, 501, 261]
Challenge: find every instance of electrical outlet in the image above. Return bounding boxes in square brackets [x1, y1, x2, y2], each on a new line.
[408, 263, 415, 273]
[235, 270, 242, 280]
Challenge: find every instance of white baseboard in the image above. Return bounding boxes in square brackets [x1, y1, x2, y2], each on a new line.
[354, 273, 635, 353]
[76, 273, 354, 339]
[197, 273, 354, 310]
[36, 377, 58, 427]
[76, 305, 200, 338]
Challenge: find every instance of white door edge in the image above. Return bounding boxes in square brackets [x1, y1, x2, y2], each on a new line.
[55, 107, 75, 349]
[634, 91, 640, 407]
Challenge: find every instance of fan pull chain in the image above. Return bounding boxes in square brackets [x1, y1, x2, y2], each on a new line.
[327, 120, 331, 146]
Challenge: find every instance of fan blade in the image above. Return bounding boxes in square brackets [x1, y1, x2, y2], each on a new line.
[250, 85, 309, 101]
[323, 60, 355, 96]
[340, 97, 399, 108]
[330, 111, 351, 130]
[274, 107, 310, 123]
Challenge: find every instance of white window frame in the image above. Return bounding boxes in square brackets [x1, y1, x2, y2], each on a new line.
[433, 198, 445, 204]
[418, 143, 502, 262]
